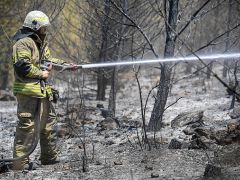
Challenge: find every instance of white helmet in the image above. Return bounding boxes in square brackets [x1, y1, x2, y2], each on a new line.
[23, 10, 50, 31]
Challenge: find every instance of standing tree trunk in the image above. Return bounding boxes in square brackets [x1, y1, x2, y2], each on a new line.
[97, 0, 110, 100]
[0, 64, 10, 89]
[207, 0, 220, 79]
[108, 0, 127, 117]
[108, 67, 118, 117]
[148, 0, 179, 131]
[223, 0, 233, 78]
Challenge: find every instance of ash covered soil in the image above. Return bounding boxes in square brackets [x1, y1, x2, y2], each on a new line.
[1, 67, 240, 180]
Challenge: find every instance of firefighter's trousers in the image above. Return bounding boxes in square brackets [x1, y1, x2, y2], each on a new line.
[13, 94, 59, 170]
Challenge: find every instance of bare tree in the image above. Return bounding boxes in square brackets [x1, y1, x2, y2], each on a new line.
[148, 0, 179, 131]
[223, 0, 234, 78]
[206, 0, 220, 79]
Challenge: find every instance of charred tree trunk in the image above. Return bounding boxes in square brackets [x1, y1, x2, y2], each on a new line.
[97, 68, 108, 100]
[207, 0, 220, 79]
[230, 62, 238, 109]
[148, 0, 179, 131]
[108, 0, 127, 117]
[185, 3, 195, 74]
[108, 67, 118, 117]
[0, 63, 10, 90]
[223, 0, 233, 78]
[97, 0, 110, 100]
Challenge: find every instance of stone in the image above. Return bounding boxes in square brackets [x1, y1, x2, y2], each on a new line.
[100, 108, 112, 118]
[105, 140, 115, 145]
[145, 165, 153, 171]
[97, 117, 120, 130]
[190, 121, 240, 146]
[171, 111, 204, 128]
[183, 126, 195, 135]
[229, 107, 240, 119]
[56, 124, 70, 138]
[151, 172, 159, 178]
[168, 138, 182, 149]
[227, 120, 240, 132]
[203, 164, 221, 178]
[96, 104, 104, 108]
[114, 161, 123, 165]
[194, 127, 214, 139]
[95, 160, 102, 165]
[213, 129, 230, 145]
[188, 136, 208, 149]
[0, 162, 9, 173]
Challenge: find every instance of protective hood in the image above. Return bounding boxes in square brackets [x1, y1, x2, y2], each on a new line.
[13, 28, 34, 41]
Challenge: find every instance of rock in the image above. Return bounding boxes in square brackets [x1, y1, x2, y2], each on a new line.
[97, 117, 120, 130]
[100, 108, 112, 118]
[56, 124, 70, 138]
[227, 120, 240, 132]
[194, 127, 214, 139]
[96, 104, 104, 108]
[171, 111, 204, 128]
[168, 138, 182, 149]
[104, 134, 110, 138]
[213, 129, 230, 145]
[0, 162, 9, 173]
[116, 149, 123, 153]
[114, 161, 123, 165]
[95, 160, 102, 165]
[181, 142, 191, 149]
[219, 130, 240, 145]
[145, 165, 153, 171]
[105, 140, 115, 145]
[183, 122, 204, 135]
[188, 136, 208, 149]
[183, 126, 195, 135]
[126, 120, 142, 129]
[140, 155, 148, 164]
[229, 107, 240, 119]
[151, 172, 159, 178]
[191, 122, 240, 146]
[212, 120, 240, 145]
[203, 164, 221, 178]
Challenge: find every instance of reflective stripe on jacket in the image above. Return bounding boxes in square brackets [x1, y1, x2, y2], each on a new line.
[14, 82, 47, 98]
[12, 29, 64, 98]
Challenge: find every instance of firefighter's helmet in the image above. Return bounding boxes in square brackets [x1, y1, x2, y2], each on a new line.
[23, 10, 50, 31]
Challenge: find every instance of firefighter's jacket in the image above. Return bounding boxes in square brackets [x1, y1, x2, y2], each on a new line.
[12, 28, 65, 98]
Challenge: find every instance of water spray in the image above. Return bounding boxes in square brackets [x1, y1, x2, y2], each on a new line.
[50, 53, 240, 72]
[80, 53, 240, 69]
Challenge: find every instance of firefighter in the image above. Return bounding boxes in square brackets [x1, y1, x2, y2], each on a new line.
[12, 10, 69, 170]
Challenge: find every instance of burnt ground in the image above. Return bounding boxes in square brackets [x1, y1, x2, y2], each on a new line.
[1, 67, 240, 179]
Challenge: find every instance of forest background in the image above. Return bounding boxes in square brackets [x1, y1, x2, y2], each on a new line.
[1, 0, 240, 131]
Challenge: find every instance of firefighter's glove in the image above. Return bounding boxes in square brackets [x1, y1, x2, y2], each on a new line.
[41, 70, 50, 79]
